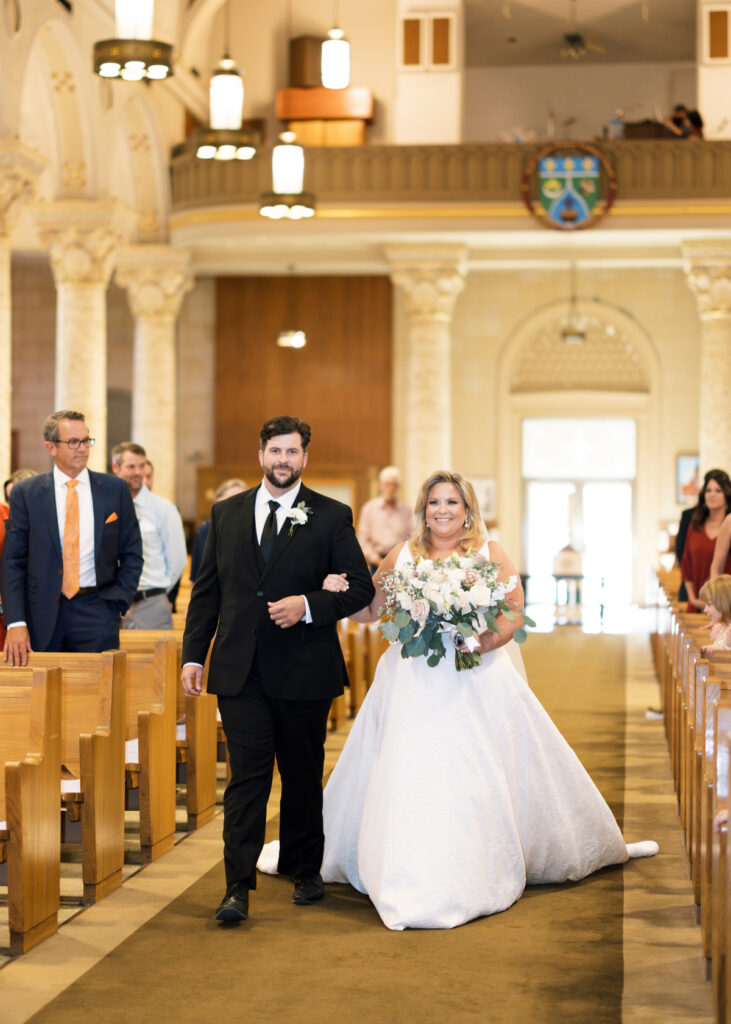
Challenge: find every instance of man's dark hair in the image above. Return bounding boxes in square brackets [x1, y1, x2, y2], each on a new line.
[111, 441, 147, 467]
[259, 416, 311, 451]
[43, 410, 86, 443]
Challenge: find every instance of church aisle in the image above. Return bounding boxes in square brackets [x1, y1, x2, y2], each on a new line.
[0, 628, 714, 1023]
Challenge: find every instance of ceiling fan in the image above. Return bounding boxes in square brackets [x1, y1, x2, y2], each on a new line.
[560, 0, 606, 60]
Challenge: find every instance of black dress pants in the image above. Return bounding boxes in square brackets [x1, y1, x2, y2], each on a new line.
[217, 658, 332, 889]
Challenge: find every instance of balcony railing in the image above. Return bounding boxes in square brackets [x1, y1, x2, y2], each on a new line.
[170, 140, 731, 211]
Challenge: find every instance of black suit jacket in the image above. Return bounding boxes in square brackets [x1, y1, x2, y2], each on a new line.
[1, 470, 143, 650]
[182, 484, 375, 700]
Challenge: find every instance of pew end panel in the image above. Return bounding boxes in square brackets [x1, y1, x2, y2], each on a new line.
[0, 667, 62, 955]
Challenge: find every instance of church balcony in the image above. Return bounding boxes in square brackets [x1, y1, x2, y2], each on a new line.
[170, 140, 731, 214]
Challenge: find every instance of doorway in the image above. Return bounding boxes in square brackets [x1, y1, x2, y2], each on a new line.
[521, 417, 636, 620]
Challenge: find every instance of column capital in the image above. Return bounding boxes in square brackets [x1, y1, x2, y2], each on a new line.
[682, 239, 731, 318]
[115, 245, 193, 319]
[0, 139, 46, 234]
[36, 200, 136, 286]
[385, 244, 468, 318]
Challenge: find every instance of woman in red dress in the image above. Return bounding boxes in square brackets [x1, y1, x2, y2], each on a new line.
[681, 470, 731, 612]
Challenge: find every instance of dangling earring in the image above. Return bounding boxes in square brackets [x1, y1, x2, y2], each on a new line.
[464, 512, 471, 529]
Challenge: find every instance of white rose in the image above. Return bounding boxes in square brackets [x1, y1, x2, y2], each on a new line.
[411, 598, 430, 625]
[416, 559, 434, 574]
[397, 591, 413, 611]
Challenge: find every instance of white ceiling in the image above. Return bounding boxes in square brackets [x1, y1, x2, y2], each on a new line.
[464, 0, 696, 67]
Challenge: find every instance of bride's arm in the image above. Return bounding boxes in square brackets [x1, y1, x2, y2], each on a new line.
[477, 541, 525, 654]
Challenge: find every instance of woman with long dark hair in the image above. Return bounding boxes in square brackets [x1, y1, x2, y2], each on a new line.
[680, 469, 731, 612]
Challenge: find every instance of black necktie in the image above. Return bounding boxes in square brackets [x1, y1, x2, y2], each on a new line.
[260, 500, 280, 562]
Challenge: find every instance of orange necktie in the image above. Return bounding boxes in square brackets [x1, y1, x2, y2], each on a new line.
[61, 479, 80, 599]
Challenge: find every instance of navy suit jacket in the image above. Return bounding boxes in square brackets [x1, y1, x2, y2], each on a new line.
[1, 470, 143, 651]
[182, 484, 375, 700]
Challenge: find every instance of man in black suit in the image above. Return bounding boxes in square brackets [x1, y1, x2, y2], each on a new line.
[2, 409, 143, 665]
[181, 415, 374, 922]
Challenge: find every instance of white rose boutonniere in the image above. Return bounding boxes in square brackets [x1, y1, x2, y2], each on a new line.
[284, 501, 313, 536]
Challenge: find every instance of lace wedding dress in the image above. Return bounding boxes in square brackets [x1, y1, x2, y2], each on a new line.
[259, 541, 656, 930]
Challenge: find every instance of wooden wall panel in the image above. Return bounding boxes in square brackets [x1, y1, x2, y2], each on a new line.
[215, 275, 392, 474]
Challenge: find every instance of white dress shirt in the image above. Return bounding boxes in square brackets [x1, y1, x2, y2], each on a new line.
[133, 484, 188, 591]
[54, 465, 97, 586]
[255, 480, 311, 621]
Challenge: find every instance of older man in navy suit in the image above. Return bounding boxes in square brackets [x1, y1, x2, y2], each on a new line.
[1, 410, 143, 665]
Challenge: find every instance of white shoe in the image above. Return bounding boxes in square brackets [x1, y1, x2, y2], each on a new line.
[626, 840, 659, 859]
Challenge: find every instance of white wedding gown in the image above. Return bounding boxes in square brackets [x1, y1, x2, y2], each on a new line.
[258, 542, 655, 930]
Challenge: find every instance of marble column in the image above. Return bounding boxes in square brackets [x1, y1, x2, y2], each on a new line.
[116, 246, 193, 503]
[0, 141, 46, 479]
[683, 240, 731, 472]
[37, 201, 135, 471]
[386, 244, 467, 501]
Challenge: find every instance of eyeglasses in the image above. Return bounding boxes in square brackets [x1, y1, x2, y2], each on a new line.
[54, 438, 96, 450]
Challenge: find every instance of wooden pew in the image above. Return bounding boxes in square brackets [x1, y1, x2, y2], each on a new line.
[27, 651, 125, 903]
[0, 666, 61, 955]
[121, 637, 177, 862]
[712, 712, 731, 1022]
[119, 629, 218, 831]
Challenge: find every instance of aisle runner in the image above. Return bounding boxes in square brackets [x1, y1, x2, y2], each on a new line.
[32, 632, 626, 1024]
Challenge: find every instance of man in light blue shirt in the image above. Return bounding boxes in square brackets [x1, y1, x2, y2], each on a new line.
[111, 442, 187, 630]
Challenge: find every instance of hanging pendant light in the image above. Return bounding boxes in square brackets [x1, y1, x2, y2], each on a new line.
[277, 267, 307, 348]
[561, 262, 586, 345]
[193, 2, 258, 161]
[260, 132, 315, 219]
[321, 2, 350, 89]
[94, 0, 173, 81]
[321, 28, 350, 89]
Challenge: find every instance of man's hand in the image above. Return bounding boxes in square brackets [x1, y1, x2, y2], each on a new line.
[181, 664, 203, 696]
[4, 625, 32, 667]
[268, 595, 306, 629]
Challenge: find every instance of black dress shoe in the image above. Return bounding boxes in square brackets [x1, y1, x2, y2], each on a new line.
[215, 884, 249, 921]
[293, 872, 324, 905]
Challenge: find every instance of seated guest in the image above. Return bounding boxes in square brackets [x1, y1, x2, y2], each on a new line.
[699, 575, 731, 654]
[111, 442, 187, 630]
[676, 468, 729, 602]
[190, 478, 246, 583]
[665, 103, 691, 137]
[357, 466, 413, 574]
[687, 109, 704, 139]
[144, 459, 154, 490]
[3, 467, 36, 502]
[1, 410, 142, 664]
[680, 469, 731, 612]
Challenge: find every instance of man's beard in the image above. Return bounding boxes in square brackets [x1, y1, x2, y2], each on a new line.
[264, 463, 302, 490]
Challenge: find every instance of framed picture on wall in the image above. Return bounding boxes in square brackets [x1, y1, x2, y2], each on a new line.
[471, 477, 498, 523]
[676, 453, 700, 506]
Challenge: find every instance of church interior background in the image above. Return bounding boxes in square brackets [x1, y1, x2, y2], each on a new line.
[1, 2, 731, 1018]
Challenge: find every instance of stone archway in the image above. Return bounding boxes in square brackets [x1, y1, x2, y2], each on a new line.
[496, 297, 661, 604]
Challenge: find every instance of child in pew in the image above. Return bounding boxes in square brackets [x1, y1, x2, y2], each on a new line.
[700, 575, 731, 655]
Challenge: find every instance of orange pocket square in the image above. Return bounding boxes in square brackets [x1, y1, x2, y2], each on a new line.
[105, 512, 119, 524]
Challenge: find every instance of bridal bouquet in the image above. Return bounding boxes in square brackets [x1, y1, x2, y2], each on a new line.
[378, 552, 532, 671]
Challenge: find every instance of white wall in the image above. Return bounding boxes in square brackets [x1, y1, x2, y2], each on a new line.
[463, 62, 696, 142]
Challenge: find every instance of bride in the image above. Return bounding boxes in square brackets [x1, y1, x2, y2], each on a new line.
[260, 470, 657, 930]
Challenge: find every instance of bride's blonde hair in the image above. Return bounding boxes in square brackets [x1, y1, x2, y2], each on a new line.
[409, 470, 486, 559]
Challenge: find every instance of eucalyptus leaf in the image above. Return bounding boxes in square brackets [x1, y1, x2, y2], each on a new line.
[399, 623, 417, 643]
[380, 620, 400, 642]
[394, 609, 411, 629]
[427, 653, 442, 667]
[406, 636, 427, 657]
[513, 627, 528, 644]
[523, 613, 537, 628]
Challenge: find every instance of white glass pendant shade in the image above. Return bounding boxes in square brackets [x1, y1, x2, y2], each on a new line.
[116, 0, 154, 40]
[272, 134, 305, 194]
[210, 59, 244, 130]
[321, 29, 350, 89]
[277, 329, 307, 348]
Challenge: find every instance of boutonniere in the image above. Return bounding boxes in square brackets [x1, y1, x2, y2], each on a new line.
[284, 501, 313, 536]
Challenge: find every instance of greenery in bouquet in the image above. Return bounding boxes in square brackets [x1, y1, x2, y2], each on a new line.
[378, 551, 535, 671]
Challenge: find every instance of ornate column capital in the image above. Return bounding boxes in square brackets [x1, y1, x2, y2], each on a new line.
[0, 139, 46, 234]
[682, 240, 731, 319]
[115, 245, 193, 319]
[385, 244, 468, 319]
[36, 200, 136, 286]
